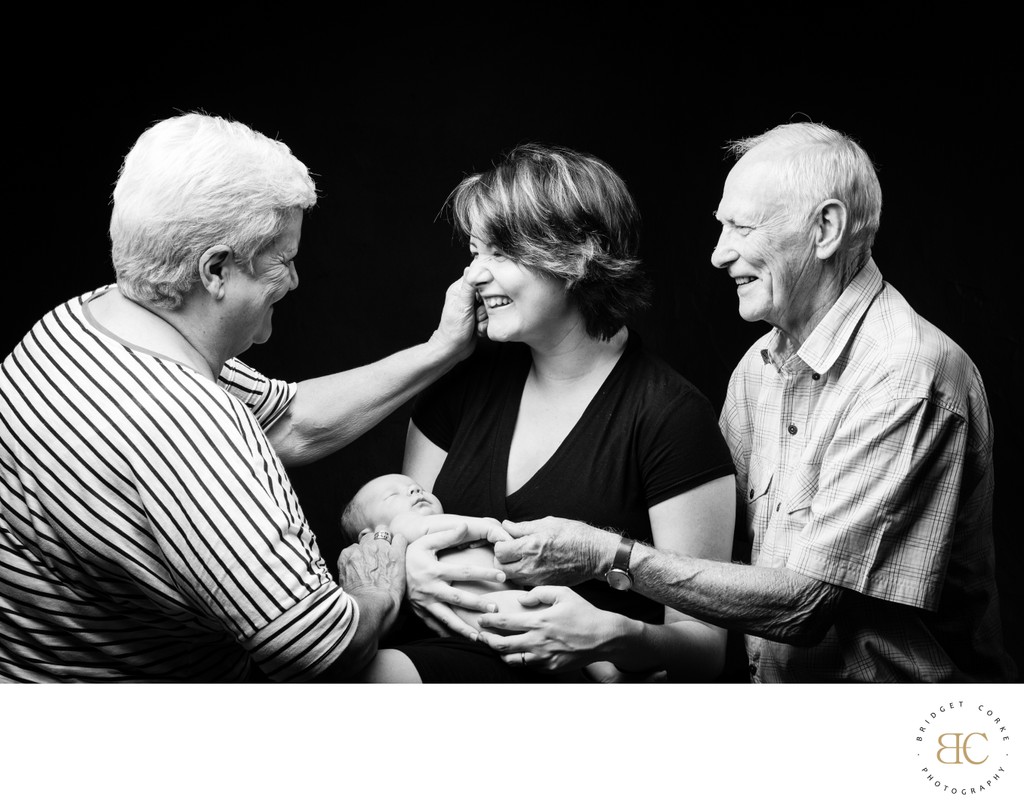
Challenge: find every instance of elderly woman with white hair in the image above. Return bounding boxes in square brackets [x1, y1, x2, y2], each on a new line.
[0, 112, 483, 683]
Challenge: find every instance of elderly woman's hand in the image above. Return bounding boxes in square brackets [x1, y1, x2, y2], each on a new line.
[405, 523, 508, 641]
[336, 525, 408, 631]
[429, 266, 488, 364]
[491, 517, 619, 586]
[476, 585, 628, 672]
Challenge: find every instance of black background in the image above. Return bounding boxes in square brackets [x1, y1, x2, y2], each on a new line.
[7, 16, 1020, 678]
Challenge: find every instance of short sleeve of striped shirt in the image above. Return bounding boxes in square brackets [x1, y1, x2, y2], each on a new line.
[132, 373, 355, 681]
[217, 358, 297, 430]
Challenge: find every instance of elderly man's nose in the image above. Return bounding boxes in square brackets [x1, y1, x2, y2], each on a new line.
[711, 240, 739, 269]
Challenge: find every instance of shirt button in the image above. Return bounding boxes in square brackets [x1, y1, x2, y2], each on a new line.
[748, 663, 757, 676]
[788, 424, 798, 435]
[812, 373, 821, 380]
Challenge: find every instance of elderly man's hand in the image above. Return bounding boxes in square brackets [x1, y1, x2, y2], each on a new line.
[430, 266, 487, 363]
[336, 526, 407, 616]
[491, 517, 619, 586]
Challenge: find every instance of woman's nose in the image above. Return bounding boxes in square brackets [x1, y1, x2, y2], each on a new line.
[465, 257, 493, 286]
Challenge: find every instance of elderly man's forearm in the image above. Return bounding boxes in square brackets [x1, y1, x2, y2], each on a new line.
[628, 543, 842, 646]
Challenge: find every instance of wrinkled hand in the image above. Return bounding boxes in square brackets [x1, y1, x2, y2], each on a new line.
[336, 525, 407, 610]
[491, 517, 618, 586]
[477, 586, 626, 672]
[430, 266, 488, 364]
[406, 523, 508, 641]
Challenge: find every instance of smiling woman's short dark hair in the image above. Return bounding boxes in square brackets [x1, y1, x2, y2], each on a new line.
[448, 143, 651, 340]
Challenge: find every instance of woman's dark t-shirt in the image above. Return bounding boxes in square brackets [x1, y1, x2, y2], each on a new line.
[412, 330, 735, 624]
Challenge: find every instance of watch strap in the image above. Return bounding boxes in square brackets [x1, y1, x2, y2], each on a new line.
[611, 536, 635, 574]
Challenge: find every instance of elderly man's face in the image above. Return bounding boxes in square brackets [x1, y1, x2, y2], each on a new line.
[711, 151, 819, 341]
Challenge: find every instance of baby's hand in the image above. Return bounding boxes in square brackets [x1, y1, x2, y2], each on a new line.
[480, 517, 513, 544]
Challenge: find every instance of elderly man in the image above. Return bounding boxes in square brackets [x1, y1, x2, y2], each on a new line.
[476, 122, 1014, 683]
[0, 113, 482, 682]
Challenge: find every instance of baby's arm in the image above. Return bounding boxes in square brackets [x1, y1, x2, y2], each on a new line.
[396, 513, 506, 577]
[411, 513, 509, 546]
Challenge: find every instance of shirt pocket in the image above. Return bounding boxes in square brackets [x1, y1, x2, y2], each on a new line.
[746, 454, 775, 541]
[783, 460, 821, 517]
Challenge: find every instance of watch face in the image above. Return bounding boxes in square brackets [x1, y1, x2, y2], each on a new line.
[606, 569, 632, 591]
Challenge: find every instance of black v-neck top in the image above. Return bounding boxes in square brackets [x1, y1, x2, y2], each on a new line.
[412, 330, 735, 623]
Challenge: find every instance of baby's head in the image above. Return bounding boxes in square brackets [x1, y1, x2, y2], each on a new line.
[340, 473, 443, 542]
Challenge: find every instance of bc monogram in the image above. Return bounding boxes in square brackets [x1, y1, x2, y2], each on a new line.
[935, 732, 988, 765]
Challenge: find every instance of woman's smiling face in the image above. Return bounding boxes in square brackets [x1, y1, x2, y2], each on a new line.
[465, 231, 575, 347]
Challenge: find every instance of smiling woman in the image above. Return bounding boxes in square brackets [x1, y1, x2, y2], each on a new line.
[465, 232, 572, 346]
[367, 143, 739, 683]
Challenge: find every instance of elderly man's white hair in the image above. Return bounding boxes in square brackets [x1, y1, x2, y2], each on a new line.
[728, 122, 882, 284]
[110, 112, 317, 309]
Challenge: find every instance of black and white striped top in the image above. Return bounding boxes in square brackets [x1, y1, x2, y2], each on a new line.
[0, 288, 356, 682]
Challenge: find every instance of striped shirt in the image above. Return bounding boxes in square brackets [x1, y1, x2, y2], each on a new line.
[720, 260, 1013, 682]
[0, 287, 356, 682]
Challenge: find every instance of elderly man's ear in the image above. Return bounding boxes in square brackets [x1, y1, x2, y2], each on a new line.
[813, 200, 848, 261]
[198, 245, 235, 299]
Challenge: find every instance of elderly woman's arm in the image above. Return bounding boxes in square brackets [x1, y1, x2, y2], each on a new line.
[266, 272, 482, 466]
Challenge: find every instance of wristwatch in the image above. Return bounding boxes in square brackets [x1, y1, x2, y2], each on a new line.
[605, 536, 635, 591]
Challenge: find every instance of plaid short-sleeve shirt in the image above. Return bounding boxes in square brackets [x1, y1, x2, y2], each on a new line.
[720, 260, 1013, 682]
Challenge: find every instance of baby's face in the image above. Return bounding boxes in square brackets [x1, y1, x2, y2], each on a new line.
[357, 474, 443, 527]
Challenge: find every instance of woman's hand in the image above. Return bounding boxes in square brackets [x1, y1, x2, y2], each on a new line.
[476, 586, 628, 672]
[429, 267, 488, 365]
[405, 523, 508, 641]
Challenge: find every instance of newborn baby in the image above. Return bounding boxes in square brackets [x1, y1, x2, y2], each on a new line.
[341, 473, 534, 634]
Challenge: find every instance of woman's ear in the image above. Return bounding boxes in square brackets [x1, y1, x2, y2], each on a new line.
[198, 244, 233, 298]
[814, 200, 847, 260]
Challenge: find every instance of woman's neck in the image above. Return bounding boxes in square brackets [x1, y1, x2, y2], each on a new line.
[88, 288, 219, 380]
[528, 325, 628, 386]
